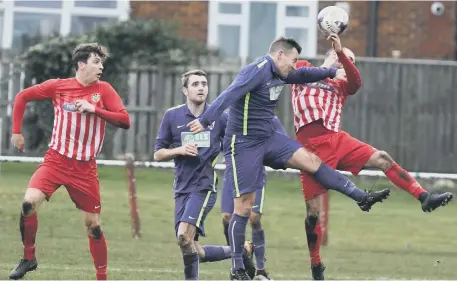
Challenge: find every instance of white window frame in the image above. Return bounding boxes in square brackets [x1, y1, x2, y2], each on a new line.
[208, 0, 318, 62]
[1, 0, 130, 49]
[277, 1, 317, 58]
[207, 0, 250, 61]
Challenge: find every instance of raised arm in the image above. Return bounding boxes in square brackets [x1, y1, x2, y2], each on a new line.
[338, 51, 362, 95]
[12, 79, 58, 134]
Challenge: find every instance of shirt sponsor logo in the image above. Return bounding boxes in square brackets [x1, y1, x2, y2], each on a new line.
[304, 81, 335, 91]
[269, 85, 284, 101]
[62, 102, 77, 112]
[181, 131, 211, 147]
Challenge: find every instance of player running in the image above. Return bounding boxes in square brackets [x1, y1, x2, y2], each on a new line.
[188, 37, 391, 280]
[9, 43, 131, 280]
[154, 69, 255, 280]
[291, 34, 454, 280]
[221, 115, 287, 280]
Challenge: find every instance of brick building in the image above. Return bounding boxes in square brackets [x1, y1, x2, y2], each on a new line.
[131, 1, 457, 60]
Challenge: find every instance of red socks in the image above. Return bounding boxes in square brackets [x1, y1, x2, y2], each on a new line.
[385, 162, 426, 198]
[20, 211, 108, 280]
[89, 232, 108, 280]
[21, 213, 38, 260]
[305, 215, 322, 265]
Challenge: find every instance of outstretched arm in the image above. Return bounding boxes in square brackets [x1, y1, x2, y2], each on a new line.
[284, 67, 338, 84]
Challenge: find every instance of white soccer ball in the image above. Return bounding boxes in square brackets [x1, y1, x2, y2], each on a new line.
[317, 6, 349, 36]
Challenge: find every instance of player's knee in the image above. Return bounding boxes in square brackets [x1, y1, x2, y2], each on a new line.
[238, 204, 252, 217]
[21, 201, 34, 216]
[222, 213, 232, 225]
[177, 232, 193, 253]
[305, 215, 319, 243]
[296, 149, 322, 173]
[249, 213, 262, 231]
[305, 214, 319, 233]
[89, 225, 103, 239]
[309, 152, 322, 166]
[374, 151, 393, 171]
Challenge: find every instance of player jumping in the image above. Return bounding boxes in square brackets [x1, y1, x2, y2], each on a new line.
[154, 69, 255, 280]
[9, 43, 131, 280]
[291, 34, 454, 280]
[187, 37, 391, 280]
[221, 115, 287, 280]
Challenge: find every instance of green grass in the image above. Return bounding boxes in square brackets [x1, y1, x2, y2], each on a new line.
[0, 162, 456, 280]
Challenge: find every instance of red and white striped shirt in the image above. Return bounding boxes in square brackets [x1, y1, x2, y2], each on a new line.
[12, 78, 129, 161]
[291, 56, 362, 133]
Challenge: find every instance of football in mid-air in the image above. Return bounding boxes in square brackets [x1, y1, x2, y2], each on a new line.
[317, 6, 349, 36]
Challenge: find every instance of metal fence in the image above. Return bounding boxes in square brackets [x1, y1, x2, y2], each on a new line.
[1, 57, 457, 173]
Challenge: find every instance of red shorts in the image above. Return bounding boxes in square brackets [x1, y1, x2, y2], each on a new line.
[297, 126, 376, 201]
[29, 148, 101, 213]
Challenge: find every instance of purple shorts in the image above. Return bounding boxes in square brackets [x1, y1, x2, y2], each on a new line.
[223, 132, 301, 197]
[174, 189, 217, 237]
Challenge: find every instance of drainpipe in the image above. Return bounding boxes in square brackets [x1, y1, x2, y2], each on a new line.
[455, 1, 457, 60]
[366, 0, 379, 57]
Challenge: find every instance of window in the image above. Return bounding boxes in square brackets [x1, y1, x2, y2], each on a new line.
[74, 0, 117, 9]
[218, 3, 241, 14]
[286, 6, 309, 17]
[12, 12, 61, 54]
[14, 1, 62, 9]
[208, 1, 318, 61]
[277, 2, 317, 57]
[71, 16, 117, 35]
[218, 25, 240, 57]
[248, 2, 276, 60]
[285, 28, 308, 55]
[0, 0, 129, 51]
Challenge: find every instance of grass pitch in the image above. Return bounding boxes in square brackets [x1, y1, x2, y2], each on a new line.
[0, 162, 456, 280]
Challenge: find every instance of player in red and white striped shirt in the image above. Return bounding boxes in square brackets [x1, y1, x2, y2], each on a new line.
[9, 43, 130, 280]
[292, 34, 453, 280]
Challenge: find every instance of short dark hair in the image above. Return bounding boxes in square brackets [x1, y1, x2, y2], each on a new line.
[181, 69, 207, 88]
[72, 43, 109, 71]
[268, 36, 302, 55]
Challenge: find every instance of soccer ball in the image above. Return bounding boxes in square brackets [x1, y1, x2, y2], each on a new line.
[317, 6, 349, 36]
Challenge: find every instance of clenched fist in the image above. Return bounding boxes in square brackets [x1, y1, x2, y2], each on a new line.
[75, 100, 95, 113]
[11, 134, 25, 152]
